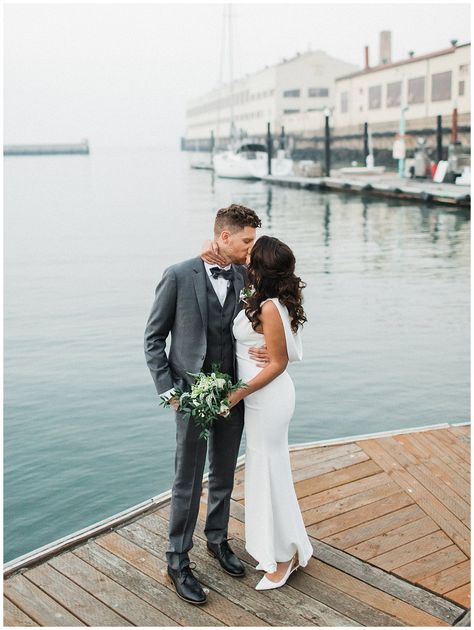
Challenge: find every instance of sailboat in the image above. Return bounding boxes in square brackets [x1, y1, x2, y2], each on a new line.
[211, 6, 293, 180]
[213, 143, 293, 179]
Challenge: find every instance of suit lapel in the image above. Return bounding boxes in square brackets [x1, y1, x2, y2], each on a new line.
[232, 264, 245, 319]
[192, 259, 208, 329]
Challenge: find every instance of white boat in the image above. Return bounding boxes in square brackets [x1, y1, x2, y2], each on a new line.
[213, 142, 293, 179]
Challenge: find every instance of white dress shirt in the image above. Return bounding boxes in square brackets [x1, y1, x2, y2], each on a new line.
[203, 261, 232, 307]
[160, 261, 233, 399]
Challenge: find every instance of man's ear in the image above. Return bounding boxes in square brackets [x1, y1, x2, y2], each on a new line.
[221, 230, 230, 244]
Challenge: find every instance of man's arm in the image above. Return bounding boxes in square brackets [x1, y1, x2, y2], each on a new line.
[144, 266, 177, 398]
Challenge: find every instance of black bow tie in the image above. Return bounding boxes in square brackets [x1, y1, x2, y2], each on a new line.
[210, 266, 234, 281]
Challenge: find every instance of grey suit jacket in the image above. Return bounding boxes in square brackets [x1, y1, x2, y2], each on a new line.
[144, 257, 247, 396]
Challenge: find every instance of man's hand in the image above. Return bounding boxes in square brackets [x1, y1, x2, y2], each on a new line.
[200, 239, 227, 266]
[248, 344, 270, 368]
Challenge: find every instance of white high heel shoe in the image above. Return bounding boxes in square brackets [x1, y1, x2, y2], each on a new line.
[255, 556, 299, 591]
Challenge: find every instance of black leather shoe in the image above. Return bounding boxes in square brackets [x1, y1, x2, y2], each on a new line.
[207, 539, 245, 577]
[167, 563, 207, 605]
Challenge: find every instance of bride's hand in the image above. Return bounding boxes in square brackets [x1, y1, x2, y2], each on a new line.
[224, 390, 243, 411]
[200, 239, 227, 266]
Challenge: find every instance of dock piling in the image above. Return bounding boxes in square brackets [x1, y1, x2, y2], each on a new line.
[436, 115, 443, 163]
[363, 122, 369, 163]
[324, 114, 331, 176]
[266, 122, 272, 175]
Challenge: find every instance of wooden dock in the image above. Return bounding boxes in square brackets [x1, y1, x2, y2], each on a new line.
[4, 422, 470, 626]
[261, 173, 471, 209]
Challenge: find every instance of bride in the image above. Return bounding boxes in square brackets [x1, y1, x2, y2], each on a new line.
[225, 235, 313, 590]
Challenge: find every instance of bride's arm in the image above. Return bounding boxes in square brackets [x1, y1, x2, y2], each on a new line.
[227, 300, 288, 407]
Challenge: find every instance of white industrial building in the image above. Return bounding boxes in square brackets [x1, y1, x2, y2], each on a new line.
[184, 34, 470, 147]
[184, 50, 358, 143]
[334, 35, 470, 133]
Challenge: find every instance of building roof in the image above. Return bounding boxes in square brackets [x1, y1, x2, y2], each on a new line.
[336, 42, 470, 81]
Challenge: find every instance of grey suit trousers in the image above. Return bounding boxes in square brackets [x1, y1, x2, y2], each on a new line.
[166, 401, 244, 570]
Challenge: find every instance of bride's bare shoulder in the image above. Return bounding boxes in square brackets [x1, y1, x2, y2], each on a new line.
[260, 299, 282, 323]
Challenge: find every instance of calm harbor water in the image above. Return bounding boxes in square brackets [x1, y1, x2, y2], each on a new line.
[4, 147, 470, 563]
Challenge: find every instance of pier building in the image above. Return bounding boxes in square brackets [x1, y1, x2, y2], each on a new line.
[334, 36, 470, 137]
[183, 34, 470, 154]
[184, 50, 358, 145]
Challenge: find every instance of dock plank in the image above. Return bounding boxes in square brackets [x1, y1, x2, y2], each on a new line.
[368, 530, 454, 571]
[3, 596, 39, 626]
[49, 551, 175, 626]
[205, 492, 462, 626]
[445, 584, 471, 608]
[345, 515, 440, 559]
[419, 560, 470, 594]
[392, 437, 471, 504]
[357, 438, 471, 556]
[305, 558, 450, 627]
[292, 450, 370, 483]
[74, 539, 223, 627]
[429, 430, 470, 462]
[309, 490, 414, 539]
[4, 573, 86, 626]
[132, 515, 354, 626]
[395, 545, 468, 582]
[295, 459, 382, 499]
[304, 482, 404, 527]
[24, 563, 129, 626]
[97, 529, 267, 627]
[310, 538, 465, 623]
[413, 432, 470, 479]
[299, 471, 391, 511]
[322, 503, 426, 549]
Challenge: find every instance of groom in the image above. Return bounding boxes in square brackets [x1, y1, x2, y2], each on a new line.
[144, 204, 263, 605]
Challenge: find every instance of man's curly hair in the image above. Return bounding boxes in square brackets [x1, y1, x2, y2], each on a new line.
[214, 204, 262, 235]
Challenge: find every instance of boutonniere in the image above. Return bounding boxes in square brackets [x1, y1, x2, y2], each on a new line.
[239, 285, 255, 304]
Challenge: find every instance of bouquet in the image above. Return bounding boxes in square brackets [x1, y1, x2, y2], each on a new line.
[160, 364, 247, 440]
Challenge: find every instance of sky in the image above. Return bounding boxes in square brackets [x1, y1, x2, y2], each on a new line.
[3, 1, 471, 148]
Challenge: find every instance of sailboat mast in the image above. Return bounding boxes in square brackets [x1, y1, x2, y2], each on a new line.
[228, 4, 235, 142]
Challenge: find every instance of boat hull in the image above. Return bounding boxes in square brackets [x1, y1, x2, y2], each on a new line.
[213, 152, 293, 179]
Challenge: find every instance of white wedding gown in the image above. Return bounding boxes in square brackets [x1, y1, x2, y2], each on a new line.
[233, 298, 314, 573]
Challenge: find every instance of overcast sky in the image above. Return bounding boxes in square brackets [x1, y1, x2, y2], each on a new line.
[4, 1, 470, 148]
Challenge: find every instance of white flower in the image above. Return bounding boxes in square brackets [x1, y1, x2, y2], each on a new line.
[219, 401, 230, 417]
[239, 285, 255, 304]
[215, 378, 226, 390]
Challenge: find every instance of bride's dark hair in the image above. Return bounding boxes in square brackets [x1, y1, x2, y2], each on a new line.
[245, 235, 307, 333]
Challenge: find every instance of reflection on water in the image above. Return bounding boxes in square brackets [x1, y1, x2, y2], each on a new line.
[4, 148, 470, 562]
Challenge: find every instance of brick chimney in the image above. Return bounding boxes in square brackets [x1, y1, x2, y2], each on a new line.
[364, 45, 370, 69]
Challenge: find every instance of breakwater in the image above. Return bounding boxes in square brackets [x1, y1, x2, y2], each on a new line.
[4, 141, 90, 156]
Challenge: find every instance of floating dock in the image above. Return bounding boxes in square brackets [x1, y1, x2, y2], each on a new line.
[261, 173, 471, 209]
[4, 142, 89, 156]
[4, 421, 470, 626]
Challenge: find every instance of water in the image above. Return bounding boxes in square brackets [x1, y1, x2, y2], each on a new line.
[4, 147, 470, 563]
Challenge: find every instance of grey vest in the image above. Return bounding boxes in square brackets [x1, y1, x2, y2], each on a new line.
[202, 272, 236, 379]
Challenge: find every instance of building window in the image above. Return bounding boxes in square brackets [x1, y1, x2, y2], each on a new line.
[341, 91, 348, 113]
[459, 63, 469, 73]
[432, 71, 452, 102]
[308, 87, 329, 97]
[459, 80, 465, 96]
[283, 89, 300, 98]
[408, 76, 425, 104]
[283, 109, 300, 114]
[368, 85, 382, 109]
[386, 81, 402, 107]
